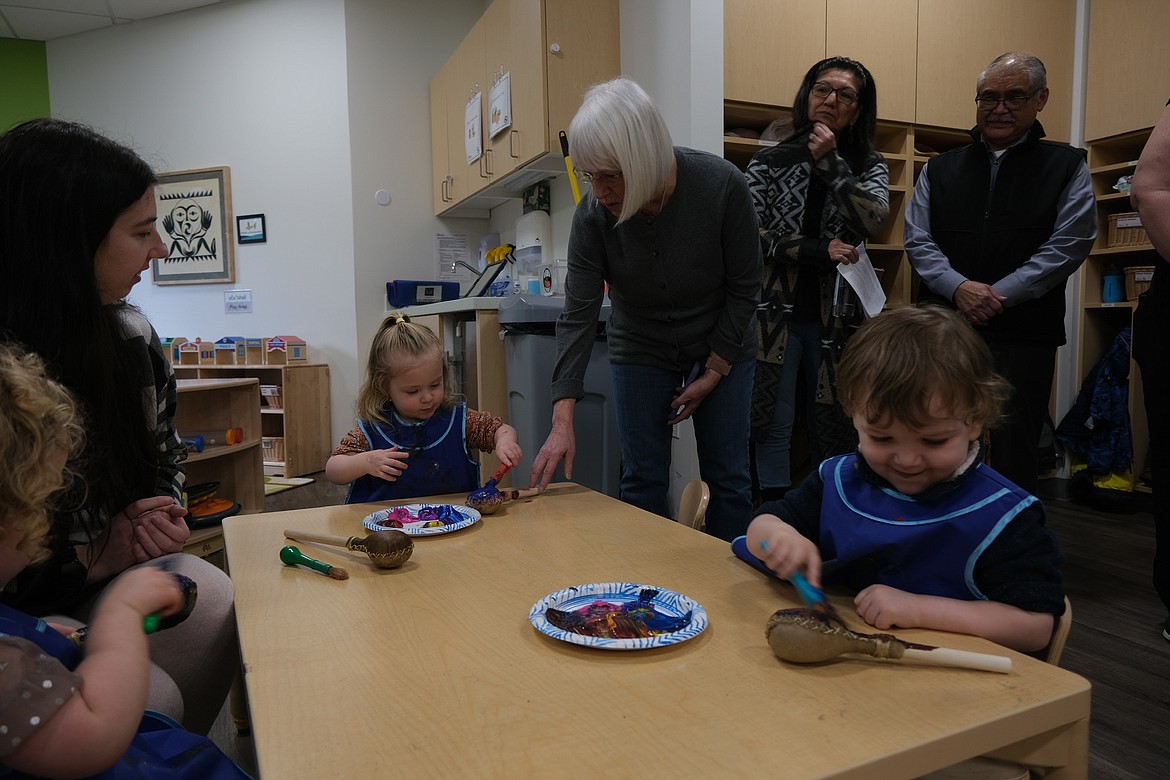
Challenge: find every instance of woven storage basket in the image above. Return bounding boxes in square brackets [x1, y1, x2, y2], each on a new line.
[1107, 212, 1149, 248]
[1125, 265, 1155, 300]
[262, 436, 285, 462]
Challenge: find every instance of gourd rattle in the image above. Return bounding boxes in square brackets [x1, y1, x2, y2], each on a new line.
[283, 529, 413, 569]
[466, 463, 541, 515]
[765, 608, 1011, 674]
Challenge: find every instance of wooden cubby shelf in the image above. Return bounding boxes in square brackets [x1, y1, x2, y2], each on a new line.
[172, 363, 331, 478]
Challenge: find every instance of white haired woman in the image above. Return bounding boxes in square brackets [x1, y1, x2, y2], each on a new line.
[528, 78, 761, 541]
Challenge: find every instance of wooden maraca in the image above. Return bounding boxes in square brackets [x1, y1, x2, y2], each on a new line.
[765, 608, 1011, 674]
[283, 529, 413, 569]
[279, 545, 349, 580]
[466, 463, 541, 514]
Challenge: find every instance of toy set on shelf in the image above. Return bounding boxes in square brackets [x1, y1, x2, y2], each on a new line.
[162, 335, 309, 366]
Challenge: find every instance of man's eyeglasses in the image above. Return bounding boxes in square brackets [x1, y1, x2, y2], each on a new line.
[811, 82, 859, 105]
[975, 90, 1040, 111]
[577, 170, 622, 186]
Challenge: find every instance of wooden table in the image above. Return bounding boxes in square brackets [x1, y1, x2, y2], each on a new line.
[223, 484, 1090, 779]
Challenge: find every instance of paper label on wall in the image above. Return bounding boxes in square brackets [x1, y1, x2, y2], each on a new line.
[436, 232, 470, 279]
[224, 289, 252, 314]
[489, 71, 512, 139]
[465, 90, 482, 164]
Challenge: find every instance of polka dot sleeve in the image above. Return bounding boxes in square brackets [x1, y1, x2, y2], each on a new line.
[0, 636, 81, 758]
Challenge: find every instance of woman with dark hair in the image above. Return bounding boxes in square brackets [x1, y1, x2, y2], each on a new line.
[745, 56, 890, 503]
[0, 118, 237, 735]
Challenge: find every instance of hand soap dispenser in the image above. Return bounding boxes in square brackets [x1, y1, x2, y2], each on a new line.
[1102, 262, 1124, 303]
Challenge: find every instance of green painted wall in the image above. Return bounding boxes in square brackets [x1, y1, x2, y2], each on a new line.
[0, 39, 50, 133]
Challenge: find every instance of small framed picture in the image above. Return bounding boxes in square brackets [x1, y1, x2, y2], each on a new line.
[237, 213, 267, 244]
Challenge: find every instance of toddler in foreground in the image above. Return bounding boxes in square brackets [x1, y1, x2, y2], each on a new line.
[746, 306, 1065, 653]
[0, 345, 248, 777]
[327, 313, 522, 502]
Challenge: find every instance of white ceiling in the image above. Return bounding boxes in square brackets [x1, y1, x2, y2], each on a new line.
[0, 0, 227, 40]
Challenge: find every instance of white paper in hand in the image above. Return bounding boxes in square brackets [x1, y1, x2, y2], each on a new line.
[837, 243, 886, 318]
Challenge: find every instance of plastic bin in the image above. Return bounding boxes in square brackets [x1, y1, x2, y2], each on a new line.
[499, 295, 620, 498]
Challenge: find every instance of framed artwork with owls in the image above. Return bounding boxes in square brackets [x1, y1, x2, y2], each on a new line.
[152, 166, 235, 285]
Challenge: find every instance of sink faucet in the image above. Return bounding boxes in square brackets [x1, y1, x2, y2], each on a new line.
[451, 260, 481, 275]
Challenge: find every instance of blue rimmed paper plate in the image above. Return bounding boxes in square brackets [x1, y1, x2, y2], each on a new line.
[528, 582, 708, 650]
[362, 504, 481, 536]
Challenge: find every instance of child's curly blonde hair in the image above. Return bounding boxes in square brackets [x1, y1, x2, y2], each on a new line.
[355, 312, 459, 426]
[0, 343, 85, 564]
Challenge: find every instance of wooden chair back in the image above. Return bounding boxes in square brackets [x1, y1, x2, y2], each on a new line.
[677, 479, 709, 531]
[1045, 596, 1074, 666]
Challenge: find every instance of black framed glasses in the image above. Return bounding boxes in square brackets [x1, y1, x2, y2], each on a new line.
[811, 81, 859, 105]
[576, 169, 622, 186]
[975, 90, 1040, 111]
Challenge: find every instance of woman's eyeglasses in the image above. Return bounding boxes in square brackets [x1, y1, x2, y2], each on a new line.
[576, 170, 622, 186]
[975, 91, 1040, 111]
[811, 82, 859, 105]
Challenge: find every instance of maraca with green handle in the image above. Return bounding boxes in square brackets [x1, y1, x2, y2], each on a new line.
[280, 545, 349, 580]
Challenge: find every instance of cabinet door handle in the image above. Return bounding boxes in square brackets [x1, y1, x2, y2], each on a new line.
[480, 153, 490, 179]
[509, 130, 519, 159]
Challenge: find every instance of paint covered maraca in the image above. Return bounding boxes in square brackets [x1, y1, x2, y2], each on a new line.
[467, 463, 541, 514]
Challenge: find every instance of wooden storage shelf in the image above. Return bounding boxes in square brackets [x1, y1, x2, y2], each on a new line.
[173, 363, 331, 478]
[176, 378, 264, 563]
[1078, 127, 1155, 489]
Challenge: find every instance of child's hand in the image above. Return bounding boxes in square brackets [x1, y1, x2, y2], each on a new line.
[496, 441, 523, 468]
[854, 584, 920, 630]
[99, 566, 185, 622]
[366, 446, 411, 482]
[745, 514, 822, 586]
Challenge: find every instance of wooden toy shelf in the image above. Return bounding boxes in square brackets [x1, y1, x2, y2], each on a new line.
[172, 363, 331, 478]
[175, 378, 264, 564]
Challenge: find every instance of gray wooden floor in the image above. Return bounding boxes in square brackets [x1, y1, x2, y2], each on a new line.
[208, 476, 1170, 778]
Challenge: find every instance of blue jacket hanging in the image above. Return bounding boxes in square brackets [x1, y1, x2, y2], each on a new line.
[1056, 327, 1132, 474]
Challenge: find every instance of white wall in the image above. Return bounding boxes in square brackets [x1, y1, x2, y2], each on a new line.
[47, 0, 486, 449]
[620, 0, 725, 509]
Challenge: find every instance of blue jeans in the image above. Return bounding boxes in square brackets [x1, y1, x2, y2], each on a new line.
[755, 320, 822, 491]
[610, 359, 755, 541]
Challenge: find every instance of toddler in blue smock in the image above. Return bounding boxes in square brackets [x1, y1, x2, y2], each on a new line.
[745, 305, 1065, 654]
[326, 313, 522, 502]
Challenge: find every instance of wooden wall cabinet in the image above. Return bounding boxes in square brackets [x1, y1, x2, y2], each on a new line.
[1086, 0, 1170, 142]
[725, 0, 1073, 138]
[1077, 129, 1156, 487]
[430, 0, 619, 217]
[173, 363, 331, 478]
[725, 0, 916, 123]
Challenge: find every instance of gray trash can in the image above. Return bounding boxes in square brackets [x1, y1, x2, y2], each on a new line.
[499, 295, 620, 497]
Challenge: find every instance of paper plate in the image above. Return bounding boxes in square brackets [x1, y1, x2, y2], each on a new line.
[362, 504, 480, 536]
[528, 582, 708, 650]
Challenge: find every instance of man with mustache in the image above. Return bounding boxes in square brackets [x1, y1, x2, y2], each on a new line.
[904, 51, 1096, 494]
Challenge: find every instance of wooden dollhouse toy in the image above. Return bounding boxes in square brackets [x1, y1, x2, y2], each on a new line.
[263, 335, 308, 365]
[198, 340, 216, 365]
[177, 339, 202, 366]
[215, 337, 246, 365]
[244, 337, 264, 365]
[162, 337, 188, 364]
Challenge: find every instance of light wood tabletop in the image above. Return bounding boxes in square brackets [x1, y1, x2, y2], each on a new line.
[223, 483, 1090, 779]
